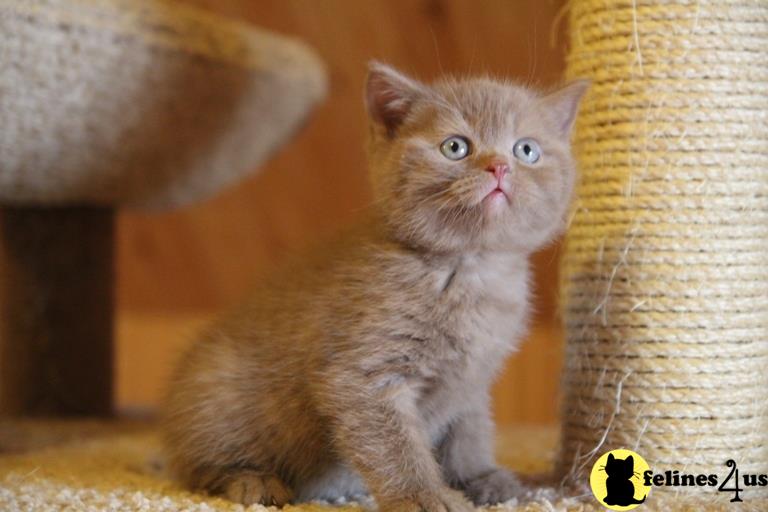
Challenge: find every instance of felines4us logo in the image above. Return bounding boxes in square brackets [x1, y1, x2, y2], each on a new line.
[589, 448, 764, 510]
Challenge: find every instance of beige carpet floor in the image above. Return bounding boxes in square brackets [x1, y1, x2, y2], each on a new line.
[0, 421, 758, 511]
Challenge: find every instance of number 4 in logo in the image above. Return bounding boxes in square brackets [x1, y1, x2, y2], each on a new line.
[718, 460, 743, 502]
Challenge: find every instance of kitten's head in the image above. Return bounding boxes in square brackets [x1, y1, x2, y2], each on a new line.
[365, 62, 587, 253]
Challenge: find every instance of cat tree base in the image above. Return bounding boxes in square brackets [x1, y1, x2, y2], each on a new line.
[0, 207, 114, 416]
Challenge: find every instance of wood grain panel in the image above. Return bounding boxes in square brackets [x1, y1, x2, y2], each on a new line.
[116, 0, 569, 425]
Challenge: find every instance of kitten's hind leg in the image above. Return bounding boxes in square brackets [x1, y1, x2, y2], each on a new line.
[201, 467, 293, 507]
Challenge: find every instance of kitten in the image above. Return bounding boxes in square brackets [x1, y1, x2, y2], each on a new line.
[162, 62, 587, 512]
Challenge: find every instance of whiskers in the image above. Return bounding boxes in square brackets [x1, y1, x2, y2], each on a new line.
[506, 176, 548, 205]
[412, 177, 487, 236]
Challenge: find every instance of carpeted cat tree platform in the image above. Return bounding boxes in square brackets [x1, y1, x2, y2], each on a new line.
[0, 0, 325, 415]
[0, 422, 611, 511]
[0, 421, 733, 511]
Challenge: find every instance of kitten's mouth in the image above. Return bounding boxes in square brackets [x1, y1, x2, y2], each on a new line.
[482, 185, 510, 204]
[488, 187, 507, 199]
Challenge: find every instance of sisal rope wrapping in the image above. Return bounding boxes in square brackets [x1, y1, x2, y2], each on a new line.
[559, 0, 768, 499]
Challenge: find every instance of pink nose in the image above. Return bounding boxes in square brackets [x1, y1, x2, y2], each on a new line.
[485, 161, 509, 182]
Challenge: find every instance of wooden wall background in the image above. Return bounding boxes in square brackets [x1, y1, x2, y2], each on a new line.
[116, 0, 569, 425]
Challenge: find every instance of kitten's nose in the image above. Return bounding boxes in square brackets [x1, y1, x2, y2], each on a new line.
[485, 161, 509, 182]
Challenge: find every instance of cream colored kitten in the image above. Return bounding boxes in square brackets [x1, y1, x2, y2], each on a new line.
[163, 62, 587, 512]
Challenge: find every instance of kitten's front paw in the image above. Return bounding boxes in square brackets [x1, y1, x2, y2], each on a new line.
[381, 487, 474, 512]
[221, 470, 293, 507]
[461, 468, 523, 505]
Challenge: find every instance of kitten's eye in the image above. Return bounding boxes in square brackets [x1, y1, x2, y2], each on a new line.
[440, 136, 470, 161]
[513, 138, 541, 165]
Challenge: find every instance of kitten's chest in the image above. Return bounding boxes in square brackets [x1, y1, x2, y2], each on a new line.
[415, 253, 531, 386]
[414, 256, 530, 435]
[431, 253, 529, 347]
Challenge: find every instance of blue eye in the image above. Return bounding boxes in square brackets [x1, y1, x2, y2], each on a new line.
[440, 136, 470, 160]
[513, 138, 541, 164]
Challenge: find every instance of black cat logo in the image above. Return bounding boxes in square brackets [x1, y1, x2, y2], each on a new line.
[603, 453, 647, 507]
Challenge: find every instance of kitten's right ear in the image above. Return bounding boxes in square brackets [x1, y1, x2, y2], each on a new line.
[608, 453, 615, 462]
[365, 61, 425, 137]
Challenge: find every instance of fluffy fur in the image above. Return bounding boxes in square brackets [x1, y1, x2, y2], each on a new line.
[162, 62, 587, 512]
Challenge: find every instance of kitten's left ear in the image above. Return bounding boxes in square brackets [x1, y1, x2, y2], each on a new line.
[365, 61, 426, 137]
[540, 79, 590, 137]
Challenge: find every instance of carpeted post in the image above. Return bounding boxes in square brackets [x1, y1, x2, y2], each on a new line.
[0, 207, 114, 415]
[558, 0, 768, 501]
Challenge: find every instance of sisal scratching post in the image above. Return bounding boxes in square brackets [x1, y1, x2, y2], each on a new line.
[559, 0, 768, 500]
